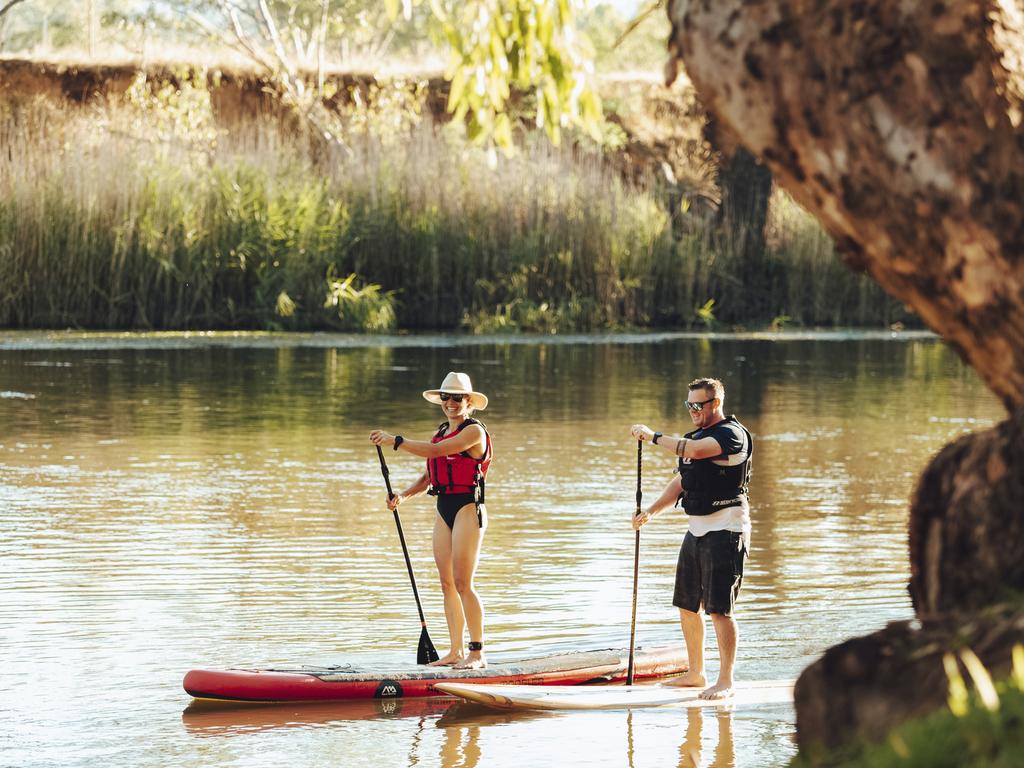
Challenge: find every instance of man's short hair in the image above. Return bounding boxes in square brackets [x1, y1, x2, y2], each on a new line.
[688, 377, 724, 401]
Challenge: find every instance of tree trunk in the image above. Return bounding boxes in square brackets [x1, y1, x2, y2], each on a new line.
[665, 0, 1024, 758]
[88, 0, 97, 59]
[667, 0, 1024, 411]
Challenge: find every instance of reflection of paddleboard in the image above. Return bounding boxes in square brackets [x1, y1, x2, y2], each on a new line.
[433, 679, 795, 711]
[183, 696, 453, 734]
[183, 645, 687, 704]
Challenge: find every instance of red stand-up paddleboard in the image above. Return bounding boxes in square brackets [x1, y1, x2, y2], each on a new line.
[183, 646, 687, 704]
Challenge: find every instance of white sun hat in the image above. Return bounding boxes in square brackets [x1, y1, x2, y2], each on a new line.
[422, 371, 489, 410]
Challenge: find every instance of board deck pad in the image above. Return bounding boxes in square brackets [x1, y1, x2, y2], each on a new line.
[183, 645, 688, 703]
[433, 679, 795, 710]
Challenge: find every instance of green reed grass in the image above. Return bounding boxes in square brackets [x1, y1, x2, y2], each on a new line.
[0, 80, 905, 331]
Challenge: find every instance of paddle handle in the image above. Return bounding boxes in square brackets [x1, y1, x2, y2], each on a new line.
[627, 439, 642, 685]
[377, 443, 396, 498]
[635, 439, 643, 511]
[376, 445, 429, 626]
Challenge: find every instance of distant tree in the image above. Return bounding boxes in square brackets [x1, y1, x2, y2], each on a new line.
[0, 0, 118, 52]
[397, 0, 605, 149]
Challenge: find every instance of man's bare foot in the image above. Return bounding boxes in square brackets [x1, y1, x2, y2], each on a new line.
[662, 671, 707, 688]
[428, 651, 464, 667]
[698, 681, 734, 700]
[452, 652, 486, 670]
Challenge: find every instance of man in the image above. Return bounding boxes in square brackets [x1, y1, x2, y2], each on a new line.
[630, 377, 753, 700]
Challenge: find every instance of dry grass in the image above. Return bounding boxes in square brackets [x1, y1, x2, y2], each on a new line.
[0, 75, 904, 331]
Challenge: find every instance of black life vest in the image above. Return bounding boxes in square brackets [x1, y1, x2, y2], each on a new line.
[426, 418, 492, 501]
[676, 415, 753, 516]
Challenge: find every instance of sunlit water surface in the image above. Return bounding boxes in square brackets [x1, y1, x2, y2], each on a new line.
[0, 331, 1003, 767]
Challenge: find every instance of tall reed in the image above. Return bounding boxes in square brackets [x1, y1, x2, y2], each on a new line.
[0, 79, 905, 331]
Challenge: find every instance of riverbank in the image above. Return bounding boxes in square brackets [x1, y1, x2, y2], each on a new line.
[0, 58, 909, 333]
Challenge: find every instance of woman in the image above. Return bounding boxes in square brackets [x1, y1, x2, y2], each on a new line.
[369, 371, 492, 669]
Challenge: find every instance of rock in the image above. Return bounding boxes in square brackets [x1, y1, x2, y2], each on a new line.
[794, 605, 1024, 762]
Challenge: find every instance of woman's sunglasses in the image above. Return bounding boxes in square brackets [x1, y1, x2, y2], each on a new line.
[439, 393, 466, 402]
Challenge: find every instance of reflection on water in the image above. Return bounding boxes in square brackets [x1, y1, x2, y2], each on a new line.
[0, 332, 1003, 767]
[181, 694, 774, 768]
[182, 697, 456, 736]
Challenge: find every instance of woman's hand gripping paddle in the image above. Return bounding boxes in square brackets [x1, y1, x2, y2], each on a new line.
[627, 439, 642, 685]
[376, 445, 440, 665]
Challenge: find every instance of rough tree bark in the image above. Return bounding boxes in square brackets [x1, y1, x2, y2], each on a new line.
[667, 0, 1024, 410]
[664, 0, 1024, 758]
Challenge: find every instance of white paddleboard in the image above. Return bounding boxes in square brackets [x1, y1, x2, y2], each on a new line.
[434, 679, 794, 711]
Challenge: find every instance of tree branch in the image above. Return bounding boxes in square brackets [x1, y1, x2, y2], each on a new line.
[257, 0, 294, 74]
[186, 8, 272, 70]
[612, 0, 663, 51]
[317, 0, 329, 98]
[0, 0, 29, 20]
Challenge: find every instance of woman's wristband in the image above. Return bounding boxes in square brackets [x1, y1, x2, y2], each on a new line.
[393, 435, 404, 451]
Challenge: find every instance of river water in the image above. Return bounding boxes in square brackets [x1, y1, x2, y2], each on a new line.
[0, 331, 1004, 768]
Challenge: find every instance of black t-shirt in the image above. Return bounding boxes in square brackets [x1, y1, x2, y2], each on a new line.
[688, 418, 748, 463]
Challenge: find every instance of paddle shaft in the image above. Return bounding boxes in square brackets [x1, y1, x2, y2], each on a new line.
[627, 439, 642, 685]
[376, 446, 431, 628]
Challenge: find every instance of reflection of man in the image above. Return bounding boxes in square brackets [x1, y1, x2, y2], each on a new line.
[630, 378, 753, 700]
[677, 708, 736, 768]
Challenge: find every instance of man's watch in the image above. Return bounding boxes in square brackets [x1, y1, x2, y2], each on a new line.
[653, 432, 663, 445]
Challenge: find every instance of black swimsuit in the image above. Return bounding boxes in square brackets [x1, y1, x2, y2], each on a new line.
[436, 493, 479, 530]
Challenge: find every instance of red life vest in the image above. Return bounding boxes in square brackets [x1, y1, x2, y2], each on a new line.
[427, 418, 492, 499]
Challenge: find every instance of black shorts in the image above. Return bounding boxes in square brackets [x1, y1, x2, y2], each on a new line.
[672, 530, 747, 616]
[436, 493, 481, 530]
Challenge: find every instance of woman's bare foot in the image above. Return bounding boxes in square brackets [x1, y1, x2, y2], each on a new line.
[428, 650, 465, 667]
[452, 651, 486, 670]
[662, 671, 707, 688]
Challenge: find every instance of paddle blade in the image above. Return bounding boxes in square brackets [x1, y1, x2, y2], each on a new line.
[418, 626, 440, 665]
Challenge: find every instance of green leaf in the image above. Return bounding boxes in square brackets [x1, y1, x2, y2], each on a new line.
[447, 68, 467, 113]
[537, 9, 553, 47]
[493, 112, 513, 150]
[429, 0, 448, 22]
[494, 9, 509, 38]
[490, 30, 508, 73]
[467, 116, 484, 142]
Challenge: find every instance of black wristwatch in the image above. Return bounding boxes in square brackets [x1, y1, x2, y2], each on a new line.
[653, 432, 663, 445]
[393, 435, 404, 451]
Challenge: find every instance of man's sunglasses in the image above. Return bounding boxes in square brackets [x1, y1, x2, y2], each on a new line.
[439, 393, 466, 402]
[685, 398, 715, 412]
